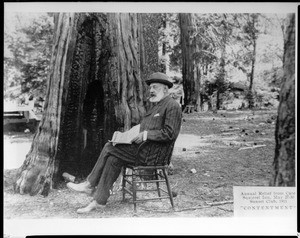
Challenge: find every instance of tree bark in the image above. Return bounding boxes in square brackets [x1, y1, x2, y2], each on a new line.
[270, 14, 295, 186]
[247, 14, 258, 109]
[159, 13, 167, 73]
[248, 15, 257, 92]
[14, 13, 159, 196]
[216, 42, 226, 110]
[14, 13, 79, 196]
[179, 13, 200, 111]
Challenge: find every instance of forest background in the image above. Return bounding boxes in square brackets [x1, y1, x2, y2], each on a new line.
[4, 11, 286, 111]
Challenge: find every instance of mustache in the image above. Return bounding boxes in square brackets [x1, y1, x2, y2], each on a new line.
[150, 93, 156, 97]
[147, 94, 156, 100]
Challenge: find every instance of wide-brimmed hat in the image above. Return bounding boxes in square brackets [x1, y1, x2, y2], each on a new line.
[145, 72, 173, 88]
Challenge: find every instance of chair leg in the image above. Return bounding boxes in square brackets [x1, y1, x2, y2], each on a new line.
[162, 168, 174, 208]
[122, 167, 126, 202]
[132, 169, 137, 213]
[154, 169, 161, 197]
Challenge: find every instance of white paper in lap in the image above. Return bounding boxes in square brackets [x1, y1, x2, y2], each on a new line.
[110, 124, 140, 146]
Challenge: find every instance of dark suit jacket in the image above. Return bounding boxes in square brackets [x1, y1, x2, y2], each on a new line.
[138, 95, 182, 165]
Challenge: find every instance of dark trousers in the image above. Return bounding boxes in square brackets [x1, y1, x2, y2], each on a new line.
[87, 142, 138, 205]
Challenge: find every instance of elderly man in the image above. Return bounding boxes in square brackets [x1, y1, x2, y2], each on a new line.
[67, 72, 182, 213]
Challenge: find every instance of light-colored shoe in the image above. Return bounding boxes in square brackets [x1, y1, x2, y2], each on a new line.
[67, 181, 93, 195]
[77, 200, 105, 214]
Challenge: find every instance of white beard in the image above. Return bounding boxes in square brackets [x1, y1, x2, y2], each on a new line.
[149, 90, 165, 102]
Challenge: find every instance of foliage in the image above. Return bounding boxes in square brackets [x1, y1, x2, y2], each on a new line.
[4, 13, 54, 101]
[4, 12, 287, 111]
[158, 13, 181, 73]
[169, 44, 182, 72]
[202, 75, 231, 102]
[163, 13, 287, 110]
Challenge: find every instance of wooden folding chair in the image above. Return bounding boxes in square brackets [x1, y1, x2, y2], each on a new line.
[122, 142, 175, 213]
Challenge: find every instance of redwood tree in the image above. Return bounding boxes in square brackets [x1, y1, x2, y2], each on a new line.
[270, 14, 295, 186]
[14, 12, 159, 196]
[179, 13, 200, 111]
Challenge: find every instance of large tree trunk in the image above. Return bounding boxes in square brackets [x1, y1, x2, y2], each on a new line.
[14, 12, 159, 196]
[179, 13, 200, 111]
[14, 13, 78, 195]
[270, 14, 295, 186]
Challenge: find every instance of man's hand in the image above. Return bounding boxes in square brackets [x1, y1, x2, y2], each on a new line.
[131, 132, 144, 144]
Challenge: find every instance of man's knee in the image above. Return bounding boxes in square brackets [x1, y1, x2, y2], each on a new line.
[101, 142, 115, 153]
[103, 142, 112, 149]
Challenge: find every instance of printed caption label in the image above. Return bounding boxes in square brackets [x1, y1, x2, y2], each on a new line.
[233, 186, 296, 217]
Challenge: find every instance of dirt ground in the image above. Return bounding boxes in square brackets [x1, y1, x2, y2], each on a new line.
[4, 109, 277, 219]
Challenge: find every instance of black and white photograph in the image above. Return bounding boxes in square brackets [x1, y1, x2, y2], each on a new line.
[3, 2, 297, 236]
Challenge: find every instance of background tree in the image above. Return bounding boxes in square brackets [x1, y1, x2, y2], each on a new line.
[4, 13, 54, 101]
[178, 13, 235, 111]
[168, 14, 182, 74]
[231, 13, 265, 108]
[171, 13, 285, 112]
[158, 13, 167, 73]
[256, 14, 285, 102]
[159, 13, 181, 76]
[198, 14, 235, 110]
[14, 12, 160, 196]
[270, 14, 295, 186]
[179, 13, 200, 111]
[244, 14, 259, 108]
